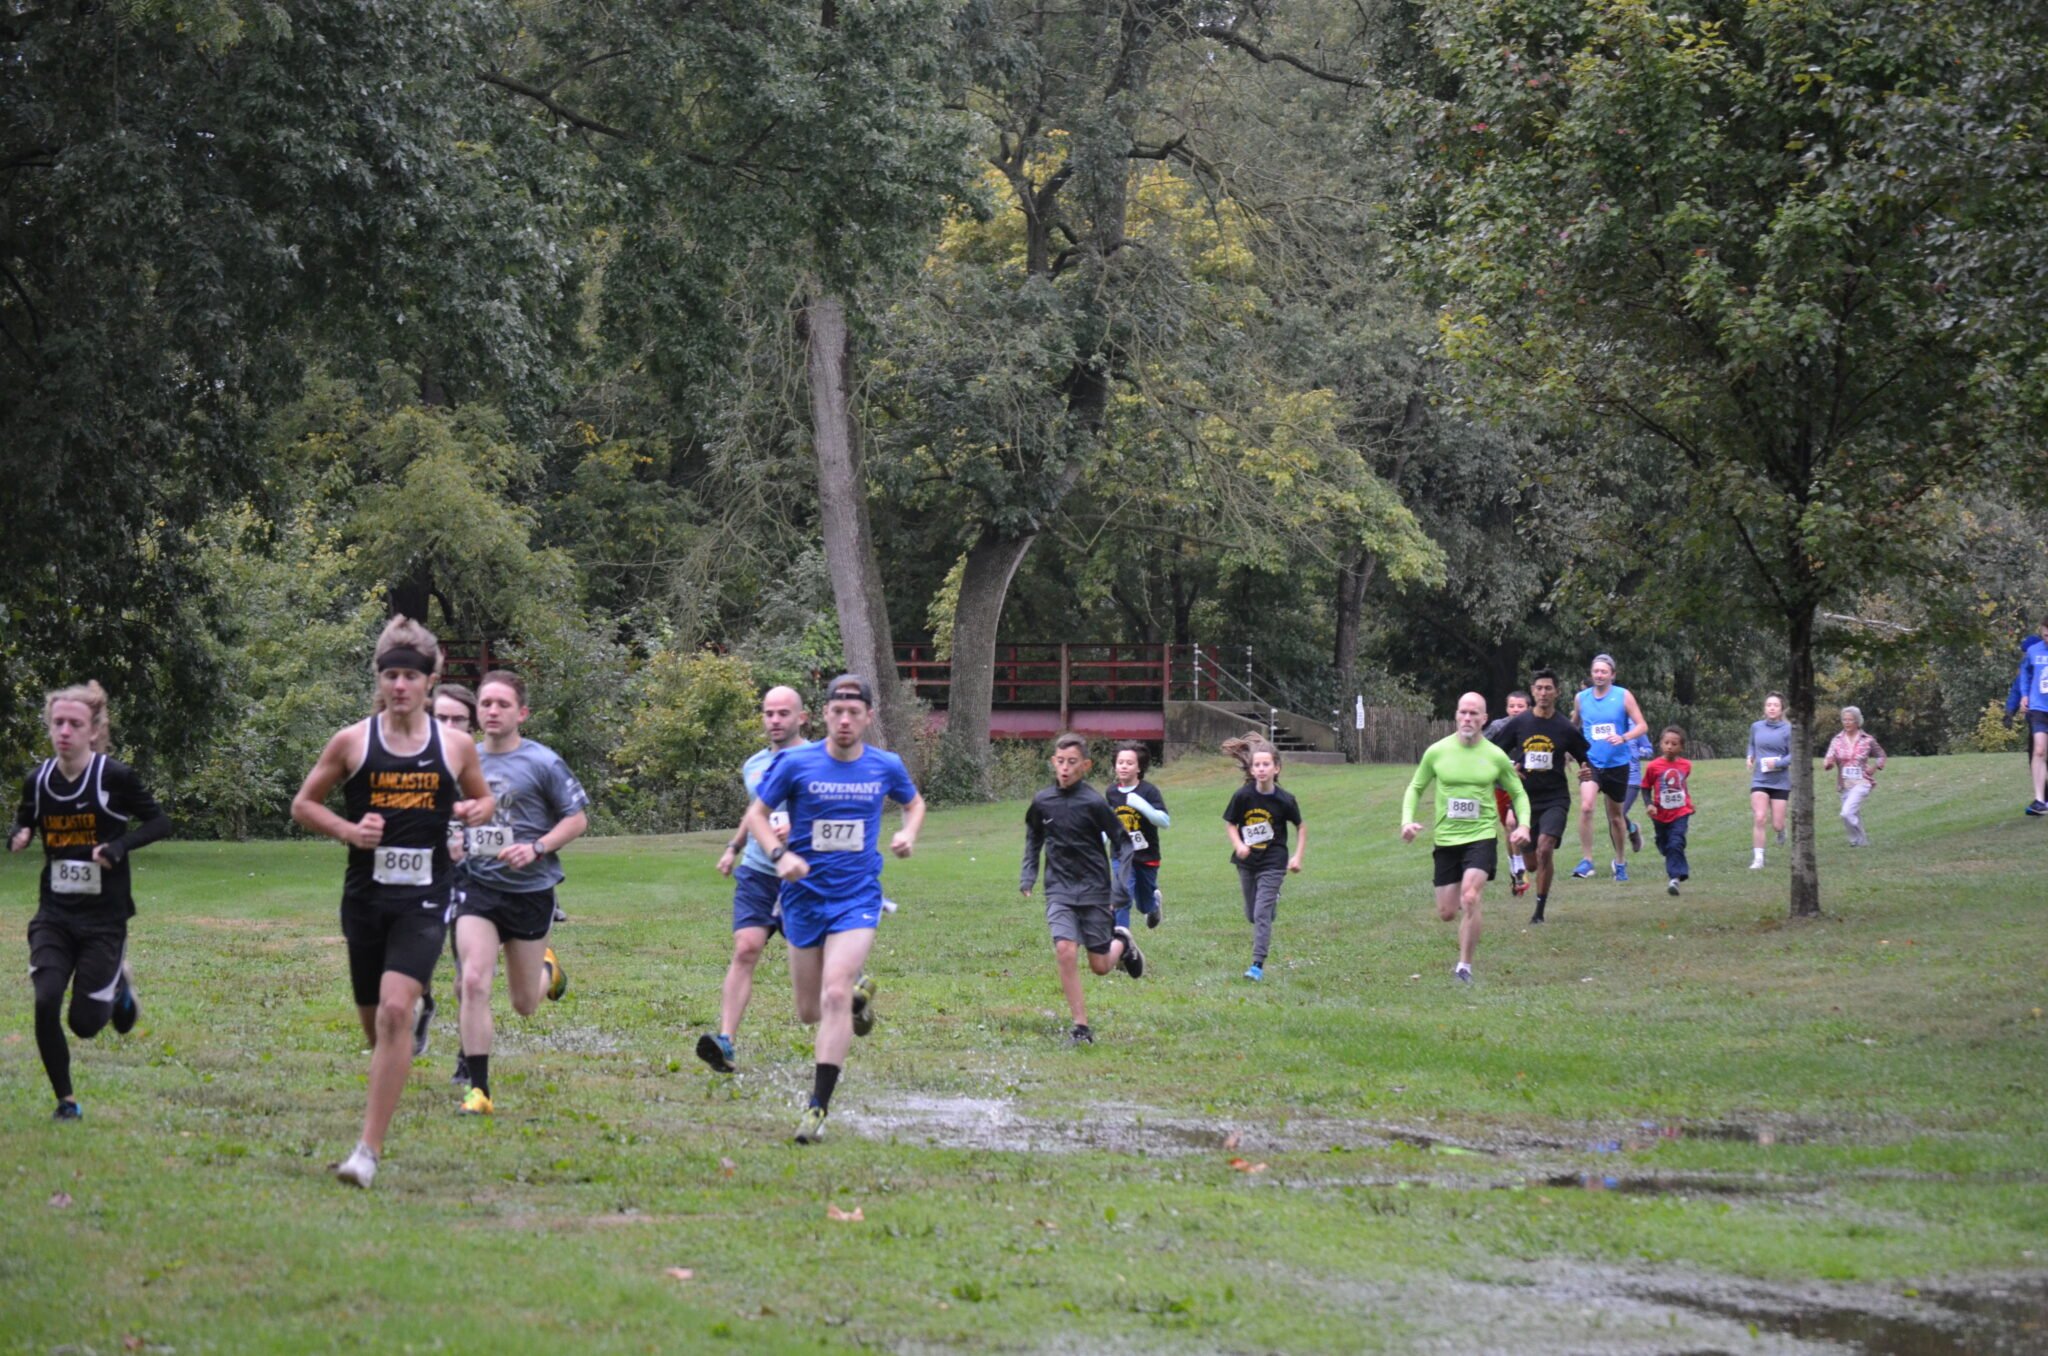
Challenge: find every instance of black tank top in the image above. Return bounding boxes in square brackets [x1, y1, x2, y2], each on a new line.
[342, 714, 456, 904]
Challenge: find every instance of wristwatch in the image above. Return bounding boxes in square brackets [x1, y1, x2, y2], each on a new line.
[532, 841, 552, 857]
[769, 846, 787, 863]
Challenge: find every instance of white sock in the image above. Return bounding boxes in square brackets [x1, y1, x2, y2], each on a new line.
[1752, 848, 1765, 864]
[1510, 854, 1526, 872]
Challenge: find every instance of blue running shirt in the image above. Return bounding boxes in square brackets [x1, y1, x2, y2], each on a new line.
[739, 740, 809, 876]
[753, 742, 918, 916]
[1577, 685, 1634, 769]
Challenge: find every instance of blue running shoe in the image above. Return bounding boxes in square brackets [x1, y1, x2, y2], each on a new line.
[1572, 858, 1596, 879]
[696, 1033, 736, 1073]
[53, 1100, 82, 1122]
[1612, 861, 1630, 884]
[1244, 963, 1263, 982]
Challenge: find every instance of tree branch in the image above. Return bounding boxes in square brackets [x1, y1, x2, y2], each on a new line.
[1193, 22, 1379, 91]
[477, 69, 631, 139]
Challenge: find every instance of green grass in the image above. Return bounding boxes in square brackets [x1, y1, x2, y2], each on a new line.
[3, 753, 2044, 1353]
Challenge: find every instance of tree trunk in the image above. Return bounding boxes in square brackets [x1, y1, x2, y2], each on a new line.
[1787, 603, 1821, 917]
[940, 527, 1039, 798]
[803, 293, 917, 771]
[1169, 556, 1195, 647]
[1333, 544, 1378, 763]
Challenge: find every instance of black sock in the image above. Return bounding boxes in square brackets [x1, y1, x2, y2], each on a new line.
[467, 1054, 489, 1097]
[810, 1062, 841, 1111]
[1533, 894, 1547, 916]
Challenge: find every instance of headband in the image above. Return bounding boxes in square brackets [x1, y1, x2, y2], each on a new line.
[376, 646, 436, 674]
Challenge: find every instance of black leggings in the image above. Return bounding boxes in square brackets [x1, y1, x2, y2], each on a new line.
[27, 918, 123, 1102]
[32, 964, 114, 1102]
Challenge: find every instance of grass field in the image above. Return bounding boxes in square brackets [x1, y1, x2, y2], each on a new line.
[3, 752, 2045, 1354]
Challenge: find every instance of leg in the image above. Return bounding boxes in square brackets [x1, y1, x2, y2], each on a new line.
[1132, 861, 1160, 925]
[64, 926, 123, 1042]
[360, 970, 425, 1155]
[1771, 794, 1789, 839]
[503, 936, 551, 1018]
[456, 915, 504, 1059]
[1667, 814, 1690, 880]
[1249, 871, 1281, 968]
[1841, 785, 1871, 846]
[787, 942, 825, 1026]
[1434, 883, 1461, 924]
[2033, 731, 2047, 803]
[1458, 869, 1487, 966]
[719, 927, 771, 1036]
[811, 927, 877, 1070]
[1534, 836, 1558, 897]
[1054, 938, 1089, 1025]
[28, 925, 78, 1103]
[1578, 777, 1598, 859]
[1751, 789, 1770, 851]
[1604, 791, 1629, 863]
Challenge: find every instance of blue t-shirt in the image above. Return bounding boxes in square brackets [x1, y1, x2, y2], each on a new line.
[753, 742, 918, 916]
[467, 738, 590, 892]
[739, 740, 810, 876]
[2008, 636, 2047, 714]
[2019, 644, 2048, 713]
[1577, 686, 1634, 769]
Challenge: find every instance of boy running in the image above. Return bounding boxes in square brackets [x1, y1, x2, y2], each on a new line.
[1403, 693, 1531, 983]
[1023, 735, 1145, 1048]
[1105, 742, 1168, 931]
[451, 671, 590, 1115]
[744, 675, 923, 1144]
[1640, 727, 1695, 895]
[1489, 669, 1590, 923]
[700, 685, 809, 1073]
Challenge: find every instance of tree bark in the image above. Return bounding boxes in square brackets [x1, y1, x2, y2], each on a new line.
[1333, 545, 1378, 763]
[1786, 602, 1821, 917]
[803, 293, 916, 769]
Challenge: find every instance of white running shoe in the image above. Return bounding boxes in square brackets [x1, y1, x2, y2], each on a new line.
[335, 1143, 378, 1188]
[1453, 962, 1473, 985]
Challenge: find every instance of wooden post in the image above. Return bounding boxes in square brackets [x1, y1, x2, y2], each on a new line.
[1058, 643, 1071, 733]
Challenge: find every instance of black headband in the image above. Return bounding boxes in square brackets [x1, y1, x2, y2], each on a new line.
[376, 646, 436, 674]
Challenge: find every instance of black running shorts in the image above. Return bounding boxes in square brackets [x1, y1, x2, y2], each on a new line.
[453, 878, 557, 944]
[340, 891, 448, 1007]
[1528, 796, 1570, 843]
[27, 914, 127, 1014]
[1433, 839, 1498, 887]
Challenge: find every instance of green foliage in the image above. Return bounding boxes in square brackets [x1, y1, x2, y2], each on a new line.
[614, 650, 763, 832]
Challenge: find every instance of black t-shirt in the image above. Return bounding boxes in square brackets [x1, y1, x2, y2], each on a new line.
[1105, 779, 1168, 864]
[15, 755, 171, 922]
[1223, 783, 1301, 873]
[1489, 710, 1590, 801]
[1021, 781, 1123, 901]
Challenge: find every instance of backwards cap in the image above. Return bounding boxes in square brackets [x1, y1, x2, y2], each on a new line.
[824, 673, 875, 707]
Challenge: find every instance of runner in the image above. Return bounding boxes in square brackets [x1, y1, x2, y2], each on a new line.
[1105, 742, 1167, 931]
[1221, 735, 1305, 982]
[291, 617, 492, 1187]
[744, 674, 923, 1144]
[430, 684, 478, 1078]
[1619, 731, 1656, 857]
[1022, 735, 1145, 1047]
[1746, 692, 1793, 868]
[1488, 669, 1590, 923]
[1822, 706, 1888, 846]
[1484, 690, 1531, 894]
[1640, 727, 1695, 895]
[1402, 693, 1530, 983]
[451, 671, 590, 1115]
[1571, 655, 1649, 882]
[700, 685, 810, 1073]
[11, 682, 171, 1120]
[2015, 619, 2048, 815]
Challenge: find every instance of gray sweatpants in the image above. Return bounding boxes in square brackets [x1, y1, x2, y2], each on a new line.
[1839, 782, 1873, 846]
[1238, 867, 1284, 966]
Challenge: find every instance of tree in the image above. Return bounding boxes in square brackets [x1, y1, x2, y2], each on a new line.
[1412, 0, 2048, 914]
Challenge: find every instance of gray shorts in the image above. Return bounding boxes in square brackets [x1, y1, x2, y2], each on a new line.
[1045, 894, 1116, 954]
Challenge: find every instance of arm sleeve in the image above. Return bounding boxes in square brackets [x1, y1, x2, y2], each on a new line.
[1221, 787, 1244, 826]
[1019, 803, 1042, 892]
[1126, 791, 1169, 827]
[14, 775, 33, 832]
[886, 755, 918, 805]
[1401, 751, 1433, 825]
[754, 757, 794, 811]
[1285, 792, 1302, 827]
[2010, 654, 2029, 713]
[1868, 736, 1888, 763]
[550, 755, 592, 817]
[1747, 725, 1758, 760]
[102, 764, 171, 865]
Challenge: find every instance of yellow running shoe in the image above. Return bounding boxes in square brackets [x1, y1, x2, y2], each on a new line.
[851, 973, 877, 1037]
[459, 1086, 493, 1116]
[543, 947, 567, 1002]
[793, 1104, 828, 1144]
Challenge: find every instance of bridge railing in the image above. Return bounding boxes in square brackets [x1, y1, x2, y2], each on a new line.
[895, 643, 1228, 708]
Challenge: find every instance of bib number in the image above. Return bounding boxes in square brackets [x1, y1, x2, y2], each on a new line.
[2039, 670, 2048, 696]
[813, 819, 865, 853]
[50, 858, 102, 896]
[1842, 765, 1865, 783]
[467, 824, 511, 860]
[1590, 722, 1617, 741]
[1760, 756, 1782, 773]
[768, 810, 791, 833]
[373, 846, 433, 887]
[1127, 830, 1149, 851]
[1658, 786, 1687, 811]
[1447, 797, 1480, 821]
[1524, 751, 1553, 771]
[1241, 821, 1274, 846]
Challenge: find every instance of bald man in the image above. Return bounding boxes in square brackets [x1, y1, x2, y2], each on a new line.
[1401, 692, 1531, 984]
[699, 686, 811, 1072]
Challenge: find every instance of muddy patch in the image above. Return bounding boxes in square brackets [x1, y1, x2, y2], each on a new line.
[493, 1024, 627, 1056]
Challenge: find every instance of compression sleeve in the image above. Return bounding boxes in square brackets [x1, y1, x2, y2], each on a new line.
[101, 763, 171, 866]
[1401, 749, 1435, 826]
[1125, 792, 1169, 827]
[1019, 801, 1042, 893]
[14, 775, 33, 833]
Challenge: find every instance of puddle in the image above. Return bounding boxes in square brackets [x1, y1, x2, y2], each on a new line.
[1543, 1173, 1788, 1196]
[1634, 1274, 2048, 1355]
[493, 1024, 625, 1056]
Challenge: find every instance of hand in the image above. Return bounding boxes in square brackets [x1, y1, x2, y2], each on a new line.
[1400, 822, 1422, 844]
[92, 844, 117, 868]
[1287, 854, 1303, 874]
[716, 847, 738, 877]
[1606, 733, 1625, 746]
[2005, 712, 2018, 729]
[1577, 765, 1592, 782]
[8, 827, 28, 853]
[1020, 887, 1033, 898]
[890, 830, 914, 859]
[1233, 844, 1250, 860]
[453, 798, 491, 827]
[775, 820, 792, 844]
[1510, 826, 1532, 850]
[775, 852, 810, 883]
[351, 813, 385, 851]
[498, 842, 539, 870]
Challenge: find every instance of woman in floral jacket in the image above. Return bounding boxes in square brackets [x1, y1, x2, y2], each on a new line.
[1822, 707, 1889, 848]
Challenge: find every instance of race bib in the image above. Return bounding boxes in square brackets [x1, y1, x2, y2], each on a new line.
[1842, 764, 1865, 783]
[1447, 797, 1480, 820]
[812, 819, 865, 852]
[373, 845, 433, 887]
[1241, 821, 1275, 846]
[1590, 722, 1617, 741]
[1760, 756, 1782, 773]
[1126, 830, 1149, 851]
[1658, 786, 1687, 810]
[50, 858, 102, 896]
[1524, 750, 1553, 771]
[2038, 668, 2048, 695]
[769, 810, 791, 833]
[467, 824, 511, 860]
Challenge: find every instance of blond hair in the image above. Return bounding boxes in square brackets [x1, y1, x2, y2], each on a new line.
[371, 615, 443, 711]
[1221, 734, 1280, 781]
[44, 680, 113, 754]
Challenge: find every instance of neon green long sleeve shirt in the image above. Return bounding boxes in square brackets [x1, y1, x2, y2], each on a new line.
[1401, 735, 1530, 846]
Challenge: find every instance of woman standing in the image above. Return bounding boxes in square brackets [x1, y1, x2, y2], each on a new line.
[1746, 693, 1794, 870]
[1822, 706, 1889, 847]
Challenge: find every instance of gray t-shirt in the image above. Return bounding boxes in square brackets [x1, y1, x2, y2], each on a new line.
[1748, 719, 1793, 790]
[467, 737, 590, 892]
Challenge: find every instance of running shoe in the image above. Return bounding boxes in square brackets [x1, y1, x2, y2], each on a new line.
[1454, 963, 1473, 985]
[1667, 878, 1681, 896]
[1147, 888, 1163, 929]
[1627, 819, 1643, 854]
[1529, 908, 1545, 925]
[411, 992, 435, 1058]
[851, 974, 877, 1037]
[553, 902, 568, 923]
[111, 961, 140, 1035]
[1244, 963, 1263, 982]
[1114, 926, 1145, 979]
[1776, 827, 1786, 845]
[1750, 854, 1765, 871]
[793, 1105, 829, 1144]
[543, 947, 567, 1001]
[451, 1054, 471, 1087]
[696, 1033, 737, 1073]
[459, 1087, 493, 1116]
[1066, 1024, 1094, 1047]
[2028, 801, 2047, 817]
[1612, 861, 1629, 884]
[1510, 867, 1529, 897]
[52, 1100, 82, 1122]
[1571, 858, 1595, 879]
[334, 1143, 378, 1188]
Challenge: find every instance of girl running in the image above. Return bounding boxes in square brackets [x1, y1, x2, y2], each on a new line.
[1746, 692, 1793, 869]
[1221, 735, 1305, 982]
[11, 682, 171, 1120]
[1106, 742, 1168, 930]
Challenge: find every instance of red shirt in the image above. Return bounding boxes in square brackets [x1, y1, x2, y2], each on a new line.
[1640, 756, 1694, 822]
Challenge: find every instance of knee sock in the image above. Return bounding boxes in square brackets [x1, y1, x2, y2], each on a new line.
[35, 999, 71, 1101]
[467, 1054, 490, 1097]
[810, 1062, 841, 1111]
